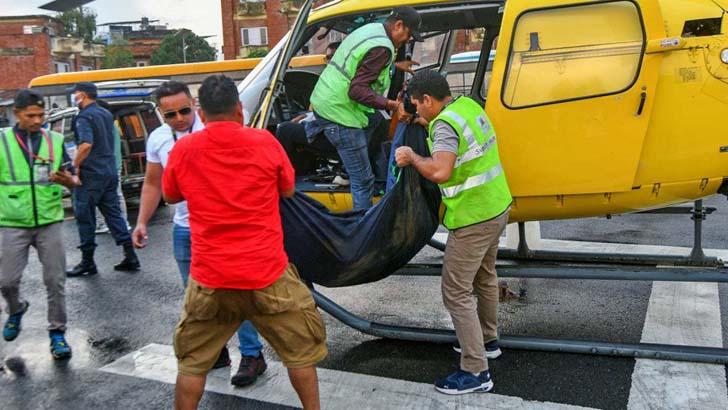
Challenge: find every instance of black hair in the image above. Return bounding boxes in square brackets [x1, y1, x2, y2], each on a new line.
[407, 69, 451, 101]
[86, 89, 98, 99]
[153, 80, 192, 104]
[384, 13, 402, 26]
[198, 75, 239, 116]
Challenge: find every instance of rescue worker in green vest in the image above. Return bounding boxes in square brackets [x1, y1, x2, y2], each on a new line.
[395, 70, 512, 395]
[0, 89, 80, 359]
[307, 6, 422, 210]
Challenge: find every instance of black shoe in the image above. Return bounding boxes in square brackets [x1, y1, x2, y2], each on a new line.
[113, 256, 140, 271]
[66, 260, 97, 277]
[67, 249, 97, 277]
[212, 346, 231, 369]
[231, 353, 267, 387]
[114, 243, 140, 272]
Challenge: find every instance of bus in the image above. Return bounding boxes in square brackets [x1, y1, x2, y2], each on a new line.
[29, 59, 263, 201]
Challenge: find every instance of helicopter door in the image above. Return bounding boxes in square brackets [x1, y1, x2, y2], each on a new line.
[252, 0, 314, 129]
[486, 0, 666, 197]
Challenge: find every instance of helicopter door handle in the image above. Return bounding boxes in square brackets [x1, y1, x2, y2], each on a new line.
[636, 92, 647, 116]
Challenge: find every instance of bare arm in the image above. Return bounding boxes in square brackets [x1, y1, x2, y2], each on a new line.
[280, 186, 295, 198]
[74, 142, 92, 170]
[395, 147, 456, 185]
[132, 162, 164, 248]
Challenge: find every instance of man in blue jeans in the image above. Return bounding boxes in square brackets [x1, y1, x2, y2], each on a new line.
[132, 81, 267, 386]
[66, 82, 140, 277]
[307, 6, 422, 210]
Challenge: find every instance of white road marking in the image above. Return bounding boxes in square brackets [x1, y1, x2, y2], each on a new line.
[627, 282, 728, 410]
[101, 343, 597, 410]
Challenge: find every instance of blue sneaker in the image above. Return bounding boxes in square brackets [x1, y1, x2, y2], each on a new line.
[3, 301, 29, 341]
[435, 369, 494, 395]
[49, 331, 72, 359]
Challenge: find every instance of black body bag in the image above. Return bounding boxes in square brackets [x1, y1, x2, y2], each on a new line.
[280, 124, 442, 287]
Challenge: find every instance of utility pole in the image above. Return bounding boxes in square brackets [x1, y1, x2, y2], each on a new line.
[182, 33, 187, 64]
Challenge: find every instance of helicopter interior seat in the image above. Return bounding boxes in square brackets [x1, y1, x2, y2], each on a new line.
[275, 119, 345, 180]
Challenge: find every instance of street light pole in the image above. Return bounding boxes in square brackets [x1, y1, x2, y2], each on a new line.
[182, 34, 187, 64]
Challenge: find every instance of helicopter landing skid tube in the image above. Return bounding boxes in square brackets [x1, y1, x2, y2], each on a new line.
[428, 200, 723, 267]
[311, 288, 728, 365]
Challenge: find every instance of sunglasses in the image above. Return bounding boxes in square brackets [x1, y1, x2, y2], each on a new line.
[162, 107, 193, 120]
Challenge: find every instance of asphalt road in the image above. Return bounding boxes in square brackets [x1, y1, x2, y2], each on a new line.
[1, 195, 727, 409]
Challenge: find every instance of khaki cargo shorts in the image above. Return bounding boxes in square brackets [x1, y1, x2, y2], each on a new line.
[174, 263, 328, 376]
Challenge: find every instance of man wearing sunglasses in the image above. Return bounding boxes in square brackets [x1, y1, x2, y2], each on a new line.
[66, 82, 140, 277]
[132, 81, 268, 388]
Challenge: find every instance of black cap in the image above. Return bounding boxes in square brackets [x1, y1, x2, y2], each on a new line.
[72, 81, 97, 95]
[14, 89, 45, 110]
[390, 6, 423, 42]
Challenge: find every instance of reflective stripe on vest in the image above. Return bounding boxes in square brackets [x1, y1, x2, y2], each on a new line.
[440, 110, 497, 168]
[310, 23, 395, 128]
[0, 129, 16, 181]
[440, 163, 503, 199]
[427, 97, 512, 229]
[0, 127, 64, 227]
[328, 34, 391, 80]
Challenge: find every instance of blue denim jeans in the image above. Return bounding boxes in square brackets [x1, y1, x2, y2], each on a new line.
[72, 172, 131, 251]
[306, 112, 382, 210]
[173, 224, 263, 357]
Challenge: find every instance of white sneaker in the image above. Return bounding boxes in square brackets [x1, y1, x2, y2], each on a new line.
[333, 176, 350, 186]
[453, 340, 503, 359]
[95, 225, 110, 234]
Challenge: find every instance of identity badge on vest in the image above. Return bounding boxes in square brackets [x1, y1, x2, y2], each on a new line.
[34, 163, 51, 183]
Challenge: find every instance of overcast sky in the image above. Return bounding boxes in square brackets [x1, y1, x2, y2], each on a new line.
[0, 0, 224, 51]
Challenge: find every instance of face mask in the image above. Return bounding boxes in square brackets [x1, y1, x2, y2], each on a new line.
[71, 93, 83, 108]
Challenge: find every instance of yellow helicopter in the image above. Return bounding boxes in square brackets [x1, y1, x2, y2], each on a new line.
[241, 0, 728, 222]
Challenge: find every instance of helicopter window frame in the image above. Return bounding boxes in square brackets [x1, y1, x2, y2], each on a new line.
[500, 0, 647, 110]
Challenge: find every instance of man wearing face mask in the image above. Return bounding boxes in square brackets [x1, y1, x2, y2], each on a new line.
[66, 82, 140, 277]
[307, 6, 422, 210]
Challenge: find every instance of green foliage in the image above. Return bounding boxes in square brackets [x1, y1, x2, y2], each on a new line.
[103, 42, 135, 69]
[245, 48, 269, 58]
[150, 31, 216, 65]
[57, 7, 97, 42]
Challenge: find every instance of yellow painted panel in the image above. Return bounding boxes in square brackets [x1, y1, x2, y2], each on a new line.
[488, 0, 662, 197]
[302, 178, 722, 222]
[29, 59, 262, 88]
[507, 178, 723, 222]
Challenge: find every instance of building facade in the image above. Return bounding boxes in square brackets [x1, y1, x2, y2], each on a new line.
[0, 15, 104, 125]
[221, 0, 308, 60]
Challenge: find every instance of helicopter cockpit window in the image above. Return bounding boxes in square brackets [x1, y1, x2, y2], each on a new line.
[412, 32, 447, 69]
[502, 0, 644, 109]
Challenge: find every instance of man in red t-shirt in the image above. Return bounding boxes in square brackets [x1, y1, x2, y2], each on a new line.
[163, 75, 327, 410]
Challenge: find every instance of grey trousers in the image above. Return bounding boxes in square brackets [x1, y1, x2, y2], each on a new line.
[0, 223, 67, 331]
[442, 209, 509, 374]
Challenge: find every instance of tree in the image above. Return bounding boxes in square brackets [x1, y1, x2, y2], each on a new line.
[57, 7, 97, 42]
[103, 42, 135, 69]
[246, 48, 269, 58]
[150, 31, 216, 65]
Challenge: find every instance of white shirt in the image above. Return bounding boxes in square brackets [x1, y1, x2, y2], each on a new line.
[146, 113, 205, 227]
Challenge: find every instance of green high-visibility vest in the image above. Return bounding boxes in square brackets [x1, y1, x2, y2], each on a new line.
[0, 127, 65, 228]
[427, 97, 512, 230]
[310, 23, 395, 129]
